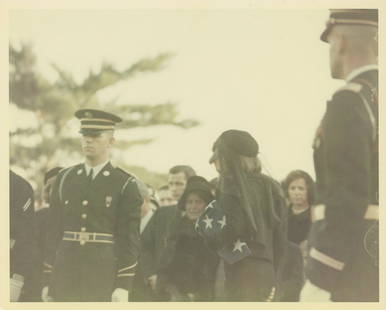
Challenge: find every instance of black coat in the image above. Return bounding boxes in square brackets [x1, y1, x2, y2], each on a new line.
[306, 69, 378, 301]
[162, 215, 219, 301]
[132, 206, 180, 277]
[44, 162, 142, 301]
[278, 242, 304, 302]
[196, 173, 288, 301]
[131, 211, 157, 301]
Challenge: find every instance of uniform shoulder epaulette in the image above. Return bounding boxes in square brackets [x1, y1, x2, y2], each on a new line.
[57, 165, 78, 177]
[115, 167, 138, 182]
[117, 168, 138, 194]
[334, 82, 363, 95]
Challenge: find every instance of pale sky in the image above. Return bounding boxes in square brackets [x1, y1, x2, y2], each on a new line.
[9, 9, 343, 182]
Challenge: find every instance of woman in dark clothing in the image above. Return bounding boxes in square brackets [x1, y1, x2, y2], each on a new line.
[282, 170, 315, 246]
[196, 130, 288, 302]
[160, 176, 219, 301]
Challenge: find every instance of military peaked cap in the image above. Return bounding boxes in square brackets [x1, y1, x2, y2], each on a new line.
[75, 109, 122, 134]
[321, 9, 378, 42]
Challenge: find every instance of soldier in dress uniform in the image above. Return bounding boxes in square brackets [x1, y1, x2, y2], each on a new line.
[10, 170, 38, 302]
[41, 109, 143, 302]
[302, 9, 378, 302]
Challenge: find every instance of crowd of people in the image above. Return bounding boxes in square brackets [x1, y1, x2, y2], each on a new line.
[9, 9, 378, 302]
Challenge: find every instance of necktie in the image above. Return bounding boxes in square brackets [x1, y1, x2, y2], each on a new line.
[88, 168, 94, 183]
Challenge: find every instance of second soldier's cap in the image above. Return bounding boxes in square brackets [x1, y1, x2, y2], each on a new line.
[320, 9, 378, 42]
[75, 109, 122, 134]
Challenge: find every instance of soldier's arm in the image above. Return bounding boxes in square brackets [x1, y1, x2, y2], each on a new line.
[42, 172, 64, 287]
[11, 181, 37, 281]
[115, 176, 143, 291]
[323, 90, 372, 224]
[140, 215, 157, 278]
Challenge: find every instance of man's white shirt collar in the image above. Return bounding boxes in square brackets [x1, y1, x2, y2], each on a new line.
[346, 64, 378, 82]
[84, 160, 110, 179]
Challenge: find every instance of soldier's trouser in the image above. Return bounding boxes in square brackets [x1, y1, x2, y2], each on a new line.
[50, 242, 117, 301]
[306, 223, 378, 301]
[331, 239, 378, 302]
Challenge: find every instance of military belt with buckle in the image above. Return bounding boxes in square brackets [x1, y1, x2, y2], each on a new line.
[63, 231, 114, 245]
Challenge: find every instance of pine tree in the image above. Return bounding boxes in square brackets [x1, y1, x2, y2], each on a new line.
[10, 42, 199, 205]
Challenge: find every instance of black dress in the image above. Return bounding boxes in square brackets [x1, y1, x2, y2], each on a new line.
[287, 206, 311, 245]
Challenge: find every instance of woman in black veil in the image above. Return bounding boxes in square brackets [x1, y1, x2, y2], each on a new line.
[196, 129, 288, 302]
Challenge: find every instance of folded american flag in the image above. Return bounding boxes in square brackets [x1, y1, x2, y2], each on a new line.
[195, 200, 252, 264]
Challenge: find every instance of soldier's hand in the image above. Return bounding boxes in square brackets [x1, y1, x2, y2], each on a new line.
[111, 288, 129, 302]
[147, 274, 157, 291]
[10, 277, 24, 302]
[41, 286, 54, 302]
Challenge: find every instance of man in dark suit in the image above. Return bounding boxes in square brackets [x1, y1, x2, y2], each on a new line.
[146, 165, 196, 300]
[10, 170, 37, 302]
[41, 109, 143, 302]
[303, 9, 378, 302]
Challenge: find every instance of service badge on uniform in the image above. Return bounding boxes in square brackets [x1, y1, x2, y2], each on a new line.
[84, 111, 93, 118]
[106, 196, 112, 208]
[364, 222, 378, 267]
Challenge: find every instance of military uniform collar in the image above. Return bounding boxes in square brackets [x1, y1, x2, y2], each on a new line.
[346, 64, 378, 82]
[84, 160, 110, 179]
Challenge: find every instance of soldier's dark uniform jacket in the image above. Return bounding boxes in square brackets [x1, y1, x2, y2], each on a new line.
[306, 68, 378, 301]
[43, 162, 143, 301]
[10, 170, 37, 282]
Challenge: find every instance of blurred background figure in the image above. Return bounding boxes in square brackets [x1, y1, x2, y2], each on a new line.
[132, 180, 158, 302]
[159, 176, 219, 301]
[168, 165, 196, 202]
[156, 185, 177, 207]
[144, 165, 196, 300]
[281, 170, 315, 256]
[10, 170, 38, 302]
[30, 167, 63, 301]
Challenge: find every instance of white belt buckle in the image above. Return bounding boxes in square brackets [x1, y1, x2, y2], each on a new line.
[78, 232, 89, 242]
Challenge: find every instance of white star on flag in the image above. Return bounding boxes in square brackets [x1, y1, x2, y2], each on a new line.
[194, 220, 200, 231]
[203, 215, 213, 229]
[232, 239, 247, 252]
[205, 200, 215, 210]
[217, 215, 226, 229]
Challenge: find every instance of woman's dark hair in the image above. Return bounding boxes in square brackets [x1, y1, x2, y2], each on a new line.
[282, 170, 316, 206]
[212, 130, 284, 248]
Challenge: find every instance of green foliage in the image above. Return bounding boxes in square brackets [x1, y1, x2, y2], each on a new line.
[9, 42, 198, 205]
